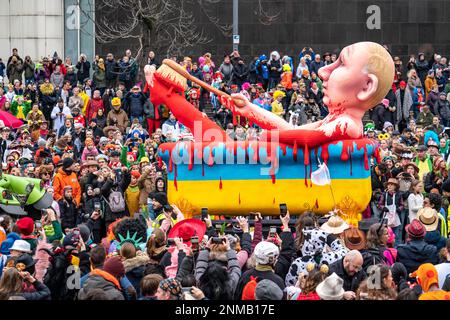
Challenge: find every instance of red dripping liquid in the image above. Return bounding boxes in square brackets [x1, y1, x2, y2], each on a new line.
[293, 141, 298, 162]
[280, 144, 287, 156]
[219, 177, 223, 190]
[158, 157, 162, 168]
[271, 174, 276, 184]
[188, 142, 194, 171]
[363, 145, 369, 170]
[321, 143, 329, 165]
[303, 144, 310, 166]
[168, 153, 173, 173]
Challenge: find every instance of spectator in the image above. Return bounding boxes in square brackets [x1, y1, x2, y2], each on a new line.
[76, 54, 91, 84]
[397, 219, 439, 275]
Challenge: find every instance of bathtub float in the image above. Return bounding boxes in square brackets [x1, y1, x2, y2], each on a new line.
[158, 139, 379, 220]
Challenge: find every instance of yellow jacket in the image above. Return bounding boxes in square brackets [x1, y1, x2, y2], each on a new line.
[271, 101, 284, 117]
[424, 76, 437, 99]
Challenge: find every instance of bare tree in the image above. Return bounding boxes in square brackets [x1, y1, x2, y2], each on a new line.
[85, 0, 280, 65]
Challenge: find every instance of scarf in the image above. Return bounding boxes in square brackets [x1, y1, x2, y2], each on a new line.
[255, 264, 274, 272]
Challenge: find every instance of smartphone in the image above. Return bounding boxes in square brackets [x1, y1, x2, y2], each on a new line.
[211, 237, 224, 244]
[73, 228, 80, 236]
[181, 287, 193, 294]
[279, 203, 288, 217]
[35, 221, 42, 229]
[201, 208, 208, 221]
[191, 236, 199, 252]
[167, 238, 175, 246]
[41, 208, 48, 216]
[94, 202, 101, 211]
[164, 204, 173, 212]
[269, 226, 277, 237]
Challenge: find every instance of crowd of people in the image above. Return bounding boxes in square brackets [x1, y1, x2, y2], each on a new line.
[0, 45, 449, 301]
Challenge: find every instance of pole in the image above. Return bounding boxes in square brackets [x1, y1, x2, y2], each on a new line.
[233, 0, 239, 51]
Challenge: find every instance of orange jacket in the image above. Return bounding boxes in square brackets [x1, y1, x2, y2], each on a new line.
[52, 168, 81, 206]
[280, 71, 293, 90]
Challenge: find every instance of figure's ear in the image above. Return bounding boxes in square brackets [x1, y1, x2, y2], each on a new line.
[356, 74, 378, 102]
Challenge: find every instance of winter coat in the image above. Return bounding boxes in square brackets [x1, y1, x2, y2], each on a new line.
[231, 63, 249, 87]
[329, 258, 367, 292]
[416, 60, 429, 85]
[101, 173, 131, 223]
[124, 92, 147, 117]
[427, 91, 440, 113]
[78, 269, 124, 300]
[50, 72, 65, 89]
[107, 109, 130, 133]
[123, 251, 150, 297]
[309, 60, 325, 76]
[397, 240, 439, 275]
[434, 99, 450, 121]
[195, 249, 241, 300]
[371, 104, 386, 130]
[218, 63, 233, 83]
[268, 53, 282, 80]
[86, 97, 104, 123]
[52, 168, 82, 206]
[58, 198, 79, 230]
[105, 59, 118, 81]
[234, 266, 285, 300]
[93, 66, 106, 89]
[396, 88, 413, 122]
[64, 71, 77, 88]
[23, 60, 35, 80]
[7, 61, 23, 83]
[18, 281, 51, 300]
[417, 111, 434, 127]
[76, 60, 91, 83]
[0, 232, 21, 255]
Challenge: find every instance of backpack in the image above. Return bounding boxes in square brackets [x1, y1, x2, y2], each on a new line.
[241, 276, 258, 300]
[41, 247, 78, 300]
[361, 247, 387, 272]
[105, 189, 126, 213]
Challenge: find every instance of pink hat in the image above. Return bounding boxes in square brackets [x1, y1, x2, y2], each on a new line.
[382, 99, 389, 107]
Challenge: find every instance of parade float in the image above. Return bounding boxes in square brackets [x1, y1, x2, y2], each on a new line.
[147, 42, 394, 225]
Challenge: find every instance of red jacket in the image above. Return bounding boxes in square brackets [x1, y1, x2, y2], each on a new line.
[86, 97, 104, 123]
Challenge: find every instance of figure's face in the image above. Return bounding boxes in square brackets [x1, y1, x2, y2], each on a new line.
[319, 43, 378, 110]
[433, 117, 440, 125]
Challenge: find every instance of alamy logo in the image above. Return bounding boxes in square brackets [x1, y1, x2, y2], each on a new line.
[366, 5, 381, 30]
[366, 265, 382, 290]
[66, 265, 81, 290]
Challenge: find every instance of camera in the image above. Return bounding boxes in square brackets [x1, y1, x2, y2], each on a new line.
[167, 238, 175, 246]
[211, 237, 224, 244]
[164, 204, 173, 212]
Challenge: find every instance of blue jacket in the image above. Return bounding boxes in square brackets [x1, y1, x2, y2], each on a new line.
[397, 239, 439, 275]
[0, 232, 21, 255]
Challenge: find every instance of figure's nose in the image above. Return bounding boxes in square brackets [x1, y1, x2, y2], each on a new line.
[318, 63, 334, 81]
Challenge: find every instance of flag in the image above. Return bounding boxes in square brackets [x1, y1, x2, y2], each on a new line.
[311, 163, 331, 186]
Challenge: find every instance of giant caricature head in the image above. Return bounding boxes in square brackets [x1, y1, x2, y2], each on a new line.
[318, 42, 394, 112]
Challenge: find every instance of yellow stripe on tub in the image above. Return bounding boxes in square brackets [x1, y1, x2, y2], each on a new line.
[168, 178, 372, 217]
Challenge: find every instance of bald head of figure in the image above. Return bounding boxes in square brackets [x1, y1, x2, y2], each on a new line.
[343, 250, 364, 276]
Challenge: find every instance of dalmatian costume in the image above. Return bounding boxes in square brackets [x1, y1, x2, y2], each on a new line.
[285, 228, 348, 287]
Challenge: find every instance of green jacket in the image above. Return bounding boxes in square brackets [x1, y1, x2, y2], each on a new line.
[120, 143, 146, 168]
